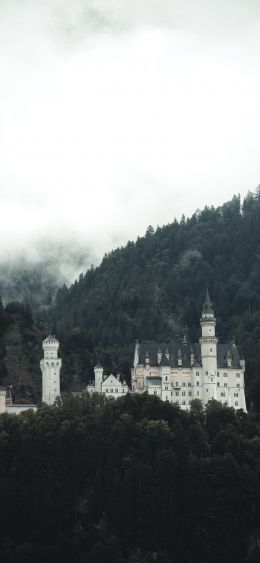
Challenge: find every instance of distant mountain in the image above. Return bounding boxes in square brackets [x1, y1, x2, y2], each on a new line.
[53, 191, 260, 410]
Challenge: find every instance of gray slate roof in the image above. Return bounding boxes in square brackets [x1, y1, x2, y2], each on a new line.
[138, 341, 242, 369]
[203, 288, 214, 315]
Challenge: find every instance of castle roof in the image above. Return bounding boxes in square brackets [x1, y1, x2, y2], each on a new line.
[139, 342, 202, 368]
[44, 334, 58, 342]
[138, 342, 242, 369]
[202, 288, 214, 315]
[160, 354, 171, 366]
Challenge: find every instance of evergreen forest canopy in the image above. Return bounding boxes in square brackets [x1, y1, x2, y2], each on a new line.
[1, 394, 260, 563]
[54, 190, 260, 410]
[1, 191, 260, 408]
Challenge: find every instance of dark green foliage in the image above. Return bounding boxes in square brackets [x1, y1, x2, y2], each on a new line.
[53, 191, 260, 409]
[0, 300, 43, 400]
[1, 395, 260, 562]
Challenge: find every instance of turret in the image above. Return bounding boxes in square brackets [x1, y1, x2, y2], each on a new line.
[133, 340, 140, 368]
[199, 290, 218, 401]
[200, 288, 216, 338]
[40, 335, 62, 405]
[157, 347, 162, 364]
[178, 349, 182, 366]
[94, 363, 104, 392]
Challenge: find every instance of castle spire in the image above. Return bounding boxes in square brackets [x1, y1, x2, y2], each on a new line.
[183, 325, 188, 345]
[202, 287, 214, 316]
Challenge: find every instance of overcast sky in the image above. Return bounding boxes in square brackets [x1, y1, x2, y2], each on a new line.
[1, 0, 260, 268]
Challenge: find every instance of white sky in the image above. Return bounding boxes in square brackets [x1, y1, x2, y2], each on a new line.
[1, 0, 260, 267]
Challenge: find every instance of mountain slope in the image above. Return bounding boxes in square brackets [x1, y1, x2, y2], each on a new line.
[54, 192, 260, 409]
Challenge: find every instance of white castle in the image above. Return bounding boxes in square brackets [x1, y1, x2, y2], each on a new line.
[0, 292, 247, 413]
[131, 290, 246, 411]
[0, 334, 62, 413]
[87, 364, 128, 398]
[40, 335, 62, 405]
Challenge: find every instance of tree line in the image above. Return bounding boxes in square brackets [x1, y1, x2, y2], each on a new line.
[1, 394, 260, 562]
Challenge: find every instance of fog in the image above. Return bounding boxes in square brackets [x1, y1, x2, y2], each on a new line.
[1, 0, 260, 277]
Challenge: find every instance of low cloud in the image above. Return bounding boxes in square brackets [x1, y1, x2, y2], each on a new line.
[0, 0, 259, 279]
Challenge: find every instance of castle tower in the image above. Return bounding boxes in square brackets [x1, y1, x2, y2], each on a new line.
[94, 363, 104, 392]
[199, 290, 218, 401]
[40, 335, 62, 405]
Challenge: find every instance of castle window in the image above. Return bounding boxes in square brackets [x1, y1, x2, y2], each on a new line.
[197, 381, 199, 386]
[224, 383, 227, 388]
[197, 391, 200, 396]
[217, 372, 219, 376]
[235, 401, 238, 406]
[188, 382, 191, 387]
[196, 372, 200, 376]
[205, 371, 208, 375]
[176, 391, 179, 396]
[188, 391, 192, 396]
[182, 391, 185, 396]
[176, 382, 179, 387]
[237, 383, 240, 388]
[154, 390, 157, 395]
[182, 382, 186, 387]
[217, 382, 219, 387]
[221, 392, 225, 397]
[115, 388, 118, 392]
[182, 400, 186, 405]
[223, 372, 228, 377]
[210, 348, 212, 352]
[236, 373, 240, 378]
[123, 389, 125, 393]
[165, 386, 168, 391]
[234, 393, 238, 397]
[165, 376, 168, 381]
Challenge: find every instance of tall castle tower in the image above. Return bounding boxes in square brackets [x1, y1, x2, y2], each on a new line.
[40, 335, 62, 405]
[200, 289, 218, 401]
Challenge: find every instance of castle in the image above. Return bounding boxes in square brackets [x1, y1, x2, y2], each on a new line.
[40, 334, 62, 405]
[87, 364, 128, 398]
[131, 290, 246, 411]
[0, 291, 247, 413]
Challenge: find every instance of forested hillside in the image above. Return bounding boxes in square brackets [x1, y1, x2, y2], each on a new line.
[0, 301, 43, 401]
[1, 191, 260, 408]
[1, 394, 260, 562]
[54, 191, 260, 410]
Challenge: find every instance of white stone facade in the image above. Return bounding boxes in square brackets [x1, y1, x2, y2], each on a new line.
[131, 292, 247, 411]
[87, 364, 129, 398]
[40, 335, 62, 405]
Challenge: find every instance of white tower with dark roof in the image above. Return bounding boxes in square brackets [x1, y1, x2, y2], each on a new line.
[40, 335, 62, 405]
[200, 289, 218, 402]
